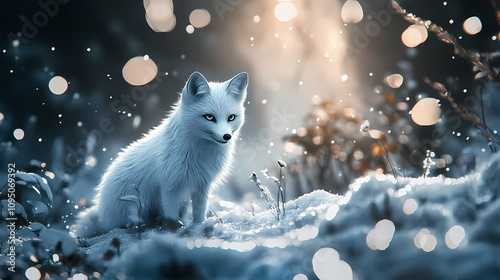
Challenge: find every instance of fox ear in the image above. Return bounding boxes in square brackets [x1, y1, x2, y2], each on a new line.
[226, 72, 248, 102]
[183, 72, 210, 103]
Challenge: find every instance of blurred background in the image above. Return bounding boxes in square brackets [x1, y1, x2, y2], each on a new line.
[1, 0, 499, 212]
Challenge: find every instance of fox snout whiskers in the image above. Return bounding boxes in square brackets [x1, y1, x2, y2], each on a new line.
[202, 129, 231, 144]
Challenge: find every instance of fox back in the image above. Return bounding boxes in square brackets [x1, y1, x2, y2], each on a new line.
[74, 72, 248, 237]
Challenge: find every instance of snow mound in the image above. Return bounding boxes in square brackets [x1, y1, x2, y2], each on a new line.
[82, 155, 500, 280]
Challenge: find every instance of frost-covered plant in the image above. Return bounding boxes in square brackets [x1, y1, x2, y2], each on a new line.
[0, 172, 53, 227]
[250, 160, 288, 220]
[283, 98, 406, 195]
[393, 0, 500, 153]
[360, 121, 399, 178]
[249, 172, 275, 209]
[422, 150, 436, 178]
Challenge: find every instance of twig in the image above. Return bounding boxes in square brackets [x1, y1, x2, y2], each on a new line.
[376, 139, 398, 178]
[391, 0, 499, 82]
[480, 85, 496, 152]
[209, 206, 223, 223]
[278, 160, 287, 218]
[360, 121, 399, 178]
[424, 77, 500, 149]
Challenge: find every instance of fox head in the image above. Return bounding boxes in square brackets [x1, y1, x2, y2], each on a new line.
[180, 71, 248, 144]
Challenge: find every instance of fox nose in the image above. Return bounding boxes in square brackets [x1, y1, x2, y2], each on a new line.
[223, 134, 231, 141]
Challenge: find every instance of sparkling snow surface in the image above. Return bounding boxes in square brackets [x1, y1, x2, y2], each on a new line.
[81, 155, 500, 280]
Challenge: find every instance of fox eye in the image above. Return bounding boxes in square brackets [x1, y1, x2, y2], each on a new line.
[228, 114, 236, 121]
[204, 114, 215, 121]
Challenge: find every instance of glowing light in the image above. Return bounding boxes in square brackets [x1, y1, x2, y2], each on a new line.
[253, 15, 261, 23]
[445, 225, 466, 249]
[73, 273, 88, 280]
[401, 24, 427, 47]
[145, 0, 173, 22]
[52, 254, 59, 262]
[312, 248, 352, 280]
[341, 0, 364, 23]
[296, 225, 319, 241]
[463, 16, 482, 35]
[403, 198, 418, 215]
[144, 0, 176, 32]
[312, 248, 339, 279]
[386, 73, 404, 88]
[13, 128, 25, 140]
[0, 112, 4, 123]
[293, 274, 308, 280]
[274, 2, 298, 22]
[85, 155, 97, 167]
[122, 56, 158, 86]
[25, 267, 41, 280]
[414, 228, 437, 252]
[45, 171, 55, 179]
[49, 76, 68, 95]
[297, 127, 308, 137]
[186, 25, 195, 34]
[133, 115, 142, 128]
[325, 205, 339, 221]
[341, 74, 348, 82]
[366, 219, 395, 250]
[189, 9, 211, 28]
[410, 98, 442, 126]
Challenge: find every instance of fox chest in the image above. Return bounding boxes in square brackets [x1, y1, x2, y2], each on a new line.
[164, 146, 229, 187]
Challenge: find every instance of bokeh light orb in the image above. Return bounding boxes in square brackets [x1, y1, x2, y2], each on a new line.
[312, 247, 351, 280]
[146, 12, 176, 32]
[144, 0, 175, 32]
[73, 273, 88, 280]
[341, 0, 363, 23]
[403, 198, 418, 215]
[411, 98, 442, 126]
[49, 76, 68, 95]
[445, 225, 466, 249]
[189, 9, 211, 28]
[401, 24, 427, 47]
[13, 128, 25, 140]
[414, 228, 437, 252]
[25, 267, 41, 280]
[463, 16, 482, 35]
[335, 260, 353, 280]
[386, 73, 404, 88]
[274, 2, 298, 22]
[144, 0, 173, 22]
[122, 55, 158, 86]
[293, 274, 308, 280]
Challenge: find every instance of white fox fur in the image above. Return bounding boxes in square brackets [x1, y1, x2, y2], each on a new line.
[74, 72, 248, 237]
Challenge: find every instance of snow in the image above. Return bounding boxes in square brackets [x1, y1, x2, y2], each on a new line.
[65, 154, 500, 279]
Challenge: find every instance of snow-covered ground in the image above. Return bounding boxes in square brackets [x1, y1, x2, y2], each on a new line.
[70, 154, 500, 280]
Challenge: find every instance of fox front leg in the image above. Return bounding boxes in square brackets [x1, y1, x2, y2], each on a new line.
[161, 189, 180, 219]
[192, 188, 209, 223]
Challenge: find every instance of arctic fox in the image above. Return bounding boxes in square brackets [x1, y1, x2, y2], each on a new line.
[74, 71, 248, 237]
